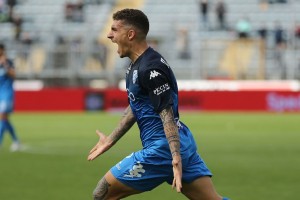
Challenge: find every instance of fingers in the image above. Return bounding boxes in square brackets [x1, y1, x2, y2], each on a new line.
[172, 160, 182, 193]
[176, 179, 182, 192]
[89, 130, 103, 154]
[87, 130, 102, 159]
[172, 178, 182, 193]
[87, 151, 97, 161]
[89, 145, 98, 154]
[96, 130, 102, 137]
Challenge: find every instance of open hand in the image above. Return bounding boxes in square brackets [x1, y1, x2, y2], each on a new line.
[172, 155, 182, 192]
[87, 130, 109, 161]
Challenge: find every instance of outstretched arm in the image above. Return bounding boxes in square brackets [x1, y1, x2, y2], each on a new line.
[87, 106, 136, 161]
[159, 107, 182, 193]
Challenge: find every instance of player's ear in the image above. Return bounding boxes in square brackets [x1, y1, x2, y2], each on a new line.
[127, 29, 136, 41]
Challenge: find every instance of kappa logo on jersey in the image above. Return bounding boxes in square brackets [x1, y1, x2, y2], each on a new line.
[132, 70, 138, 84]
[124, 161, 145, 178]
[149, 70, 161, 80]
[160, 58, 170, 68]
[153, 83, 170, 95]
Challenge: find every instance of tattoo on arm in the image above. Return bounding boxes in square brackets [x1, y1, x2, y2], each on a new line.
[108, 106, 136, 146]
[160, 107, 181, 157]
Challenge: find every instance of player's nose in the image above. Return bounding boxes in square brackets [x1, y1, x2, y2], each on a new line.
[107, 32, 113, 40]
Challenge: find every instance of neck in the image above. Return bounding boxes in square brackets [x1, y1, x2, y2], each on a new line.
[130, 41, 149, 63]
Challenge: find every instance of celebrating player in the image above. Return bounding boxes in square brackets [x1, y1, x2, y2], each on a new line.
[88, 8, 229, 200]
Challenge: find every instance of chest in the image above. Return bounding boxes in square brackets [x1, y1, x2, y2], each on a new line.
[125, 65, 148, 104]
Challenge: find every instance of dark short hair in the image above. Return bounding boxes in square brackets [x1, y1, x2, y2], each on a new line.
[0, 43, 5, 50]
[113, 8, 149, 37]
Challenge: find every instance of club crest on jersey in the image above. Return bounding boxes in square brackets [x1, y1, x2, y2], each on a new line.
[132, 70, 138, 84]
[149, 70, 161, 80]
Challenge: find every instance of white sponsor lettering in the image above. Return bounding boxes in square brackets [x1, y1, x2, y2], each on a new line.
[153, 83, 170, 95]
[149, 70, 161, 80]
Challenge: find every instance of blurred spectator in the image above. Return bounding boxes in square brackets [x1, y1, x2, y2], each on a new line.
[91, 39, 107, 69]
[176, 27, 191, 59]
[257, 23, 268, 41]
[215, 0, 227, 30]
[6, 0, 16, 22]
[53, 35, 69, 69]
[273, 22, 287, 48]
[273, 22, 287, 79]
[294, 22, 300, 48]
[21, 30, 38, 45]
[268, 0, 287, 4]
[0, 0, 8, 22]
[12, 14, 23, 41]
[259, 0, 269, 11]
[64, 0, 84, 22]
[235, 17, 252, 39]
[65, 3, 74, 21]
[85, 0, 103, 5]
[0, 0, 4, 10]
[199, 0, 209, 30]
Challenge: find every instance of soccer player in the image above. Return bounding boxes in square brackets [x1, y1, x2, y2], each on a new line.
[0, 43, 21, 151]
[88, 9, 229, 200]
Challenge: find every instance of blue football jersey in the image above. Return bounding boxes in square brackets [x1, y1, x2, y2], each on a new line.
[126, 47, 197, 159]
[0, 59, 14, 101]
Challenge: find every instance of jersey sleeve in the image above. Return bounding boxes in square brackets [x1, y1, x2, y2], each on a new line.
[139, 65, 173, 113]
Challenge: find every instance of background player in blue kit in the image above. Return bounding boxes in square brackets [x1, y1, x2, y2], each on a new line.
[0, 43, 21, 151]
[88, 9, 229, 200]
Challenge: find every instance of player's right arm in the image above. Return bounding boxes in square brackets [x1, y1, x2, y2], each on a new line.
[87, 105, 136, 161]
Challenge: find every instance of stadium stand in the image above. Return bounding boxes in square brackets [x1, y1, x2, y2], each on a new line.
[0, 0, 300, 87]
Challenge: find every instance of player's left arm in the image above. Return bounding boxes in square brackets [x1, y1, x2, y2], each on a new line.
[139, 65, 182, 192]
[159, 107, 182, 193]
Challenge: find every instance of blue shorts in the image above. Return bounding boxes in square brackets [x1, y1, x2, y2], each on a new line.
[0, 100, 13, 113]
[110, 149, 212, 191]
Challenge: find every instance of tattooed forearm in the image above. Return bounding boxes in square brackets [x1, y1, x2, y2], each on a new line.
[160, 107, 181, 157]
[108, 106, 136, 146]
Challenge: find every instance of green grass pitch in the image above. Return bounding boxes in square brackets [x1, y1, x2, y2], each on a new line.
[0, 112, 299, 200]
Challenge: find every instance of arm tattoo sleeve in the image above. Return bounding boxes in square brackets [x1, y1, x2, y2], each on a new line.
[160, 107, 181, 157]
[107, 106, 136, 146]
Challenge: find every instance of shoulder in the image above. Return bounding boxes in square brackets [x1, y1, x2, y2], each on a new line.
[139, 48, 170, 75]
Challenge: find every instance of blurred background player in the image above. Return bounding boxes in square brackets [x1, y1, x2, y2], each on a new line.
[0, 43, 21, 151]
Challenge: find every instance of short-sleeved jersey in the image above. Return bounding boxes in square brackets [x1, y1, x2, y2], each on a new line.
[126, 47, 197, 159]
[0, 58, 15, 101]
